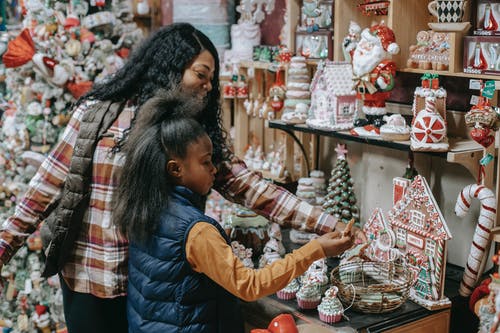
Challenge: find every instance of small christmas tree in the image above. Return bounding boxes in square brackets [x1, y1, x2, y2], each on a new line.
[323, 144, 360, 224]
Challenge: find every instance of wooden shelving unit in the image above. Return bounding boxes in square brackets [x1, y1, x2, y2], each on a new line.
[268, 120, 495, 189]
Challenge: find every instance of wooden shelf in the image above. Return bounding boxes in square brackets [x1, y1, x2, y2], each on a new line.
[401, 68, 500, 81]
[268, 120, 488, 183]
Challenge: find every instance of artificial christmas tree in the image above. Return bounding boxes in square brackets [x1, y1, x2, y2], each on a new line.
[322, 144, 360, 224]
[0, 0, 144, 331]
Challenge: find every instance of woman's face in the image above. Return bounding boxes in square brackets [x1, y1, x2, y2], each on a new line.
[181, 50, 215, 102]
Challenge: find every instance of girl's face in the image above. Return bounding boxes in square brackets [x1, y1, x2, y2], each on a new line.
[175, 134, 217, 196]
[181, 50, 215, 102]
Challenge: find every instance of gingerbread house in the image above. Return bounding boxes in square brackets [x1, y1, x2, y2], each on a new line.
[306, 61, 357, 131]
[387, 175, 452, 310]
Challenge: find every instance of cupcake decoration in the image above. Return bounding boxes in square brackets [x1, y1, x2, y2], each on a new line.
[276, 278, 300, 300]
[296, 282, 322, 309]
[317, 286, 344, 324]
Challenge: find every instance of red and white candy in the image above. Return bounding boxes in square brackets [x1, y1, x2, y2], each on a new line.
[455, 184, 497, 297]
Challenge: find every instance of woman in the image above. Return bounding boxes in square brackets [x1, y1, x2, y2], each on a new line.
[0, 23, 364, 333]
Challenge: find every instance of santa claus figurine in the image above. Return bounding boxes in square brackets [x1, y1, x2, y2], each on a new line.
[352, 22, 400, 128]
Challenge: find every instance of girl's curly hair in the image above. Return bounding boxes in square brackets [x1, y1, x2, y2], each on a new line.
[80, 23, 229, 164]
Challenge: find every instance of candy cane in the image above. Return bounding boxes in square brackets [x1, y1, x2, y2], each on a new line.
[455, 184, 497, 297]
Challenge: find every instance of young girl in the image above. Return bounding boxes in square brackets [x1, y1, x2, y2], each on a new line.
[114, 92, 354, 333]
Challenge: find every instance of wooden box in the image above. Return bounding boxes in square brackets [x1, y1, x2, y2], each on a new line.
[463, 35, 500, 75]
[406, 31, 464, 73]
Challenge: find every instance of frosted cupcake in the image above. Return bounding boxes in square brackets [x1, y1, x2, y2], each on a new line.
[276, 278, 300, 300]
[296, 283, 321, 309]
[317, 286, 344, 324]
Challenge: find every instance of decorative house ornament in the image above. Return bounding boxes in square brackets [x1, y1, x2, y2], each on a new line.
[410, 96, 449, 152]
[362, 208, 400, 262]
[388, 175, 452, 310]
[455, 184, 497, 297]
[306, 61, 357, 131]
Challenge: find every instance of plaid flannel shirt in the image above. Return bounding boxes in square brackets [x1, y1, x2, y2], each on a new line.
[0, 101, 337, 298]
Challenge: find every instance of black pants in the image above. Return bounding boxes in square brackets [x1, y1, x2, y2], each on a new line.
[60, 276, 128, 333]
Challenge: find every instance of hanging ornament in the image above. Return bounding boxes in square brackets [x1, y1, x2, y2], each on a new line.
[465, 99, 499, 148]
[2, 29, 35, 68]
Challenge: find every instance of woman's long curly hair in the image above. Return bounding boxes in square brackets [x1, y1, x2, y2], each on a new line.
[80, 22, 229, 164]
[113, 90, 207, 242]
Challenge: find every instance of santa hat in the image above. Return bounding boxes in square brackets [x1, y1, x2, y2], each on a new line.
[368, 23, 400, 55]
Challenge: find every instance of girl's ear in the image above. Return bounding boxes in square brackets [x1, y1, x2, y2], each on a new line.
[166, 160, 182, 178]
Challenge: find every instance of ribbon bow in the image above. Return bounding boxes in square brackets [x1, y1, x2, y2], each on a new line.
[352, 73, 378, 96]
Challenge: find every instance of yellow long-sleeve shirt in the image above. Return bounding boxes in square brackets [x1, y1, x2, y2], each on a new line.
[186, 222, 325, 302]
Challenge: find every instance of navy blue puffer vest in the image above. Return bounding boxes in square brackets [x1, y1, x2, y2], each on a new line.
[127, 186, 244, 333]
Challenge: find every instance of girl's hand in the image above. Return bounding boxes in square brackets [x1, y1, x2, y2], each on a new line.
[316, 231, 353, 258]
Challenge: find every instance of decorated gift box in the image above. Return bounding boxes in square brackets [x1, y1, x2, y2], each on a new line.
[474, 0, 500, 36]
[463, 35, 500, 75]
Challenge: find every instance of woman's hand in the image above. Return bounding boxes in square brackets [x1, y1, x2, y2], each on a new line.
[316, 231, 353, 258]
[334, 220, 368, 244]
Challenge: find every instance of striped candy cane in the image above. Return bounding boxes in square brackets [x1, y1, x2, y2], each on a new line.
[455, 184, 497, 297]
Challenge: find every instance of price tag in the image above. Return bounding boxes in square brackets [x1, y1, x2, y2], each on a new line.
[469, 79, 482, 90]
[480, 153, 494, 166]
[482, 80, 496, 99]
[470, 95, 481, 105]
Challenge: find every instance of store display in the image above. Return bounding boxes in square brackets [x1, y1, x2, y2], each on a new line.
[475, 0, 500, 35]
[455, 184, 497, 297]
[352, 22, 399, 128]
[464, 36, 500, 74]
[323, 144, 360, 224]
[306, 61, 357, 131]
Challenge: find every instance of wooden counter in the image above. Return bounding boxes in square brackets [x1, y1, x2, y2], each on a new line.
[242, 294, 450, 333]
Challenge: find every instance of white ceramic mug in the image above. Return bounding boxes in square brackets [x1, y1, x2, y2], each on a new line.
[428, 0, 467, 23]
